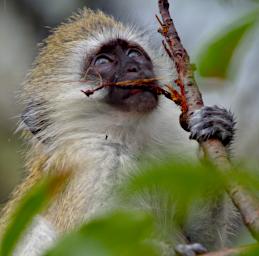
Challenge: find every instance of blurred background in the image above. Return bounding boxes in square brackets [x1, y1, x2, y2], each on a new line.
[0, 0, 259, 206]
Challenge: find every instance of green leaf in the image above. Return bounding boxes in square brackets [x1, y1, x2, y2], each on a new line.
[197, 9, 259, 79]
[44, 211, 157, 256]
[240, 244, 259, 256]
[120, 160, 225, 223]
[0, 172, 70, 256]
[123, 160, 223, 200]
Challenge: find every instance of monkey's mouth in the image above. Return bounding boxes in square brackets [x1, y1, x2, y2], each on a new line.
[107, 85, 159, 112]
[81, 78, 174, 112]
[120, 86, 157, 100]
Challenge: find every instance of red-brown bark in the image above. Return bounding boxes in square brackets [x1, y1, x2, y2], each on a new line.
[157, 0, 259, 242]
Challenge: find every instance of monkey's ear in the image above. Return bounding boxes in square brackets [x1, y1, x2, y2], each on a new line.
[21, 101, 47, 136]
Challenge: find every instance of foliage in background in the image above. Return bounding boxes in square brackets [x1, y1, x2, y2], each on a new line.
[197, 8, 259, 79]
[45, 211, 157, 256]
[1, 158, 259, 255]
[0, 173, 70, 256]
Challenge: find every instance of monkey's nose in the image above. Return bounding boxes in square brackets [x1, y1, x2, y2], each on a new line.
[126, 63, 139, 73]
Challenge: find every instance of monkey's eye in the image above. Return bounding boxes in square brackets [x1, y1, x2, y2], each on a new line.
[94, 55, 112, 66]
[127, 49, 142, 58]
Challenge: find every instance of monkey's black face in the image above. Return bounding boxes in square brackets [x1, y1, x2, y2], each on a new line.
[86, 39, 159, 112]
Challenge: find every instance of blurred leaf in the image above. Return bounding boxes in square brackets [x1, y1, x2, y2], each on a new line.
[123, 160, 224, 201]
[197, 9, 259, 79]
[232, 170, 259, 188]
[226, 167, 259, 196]
[44, 211, 157, 256]
[240, 244, 259, 256]
[0, 172, 70, 256]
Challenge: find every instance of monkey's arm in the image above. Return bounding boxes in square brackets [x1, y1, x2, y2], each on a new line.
[175, 106, 236, 256]
[14, 216, 57, 256]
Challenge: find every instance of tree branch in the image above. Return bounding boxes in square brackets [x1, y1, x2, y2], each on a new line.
[157, 0, 259, 241]
[202, 244, 259, 256]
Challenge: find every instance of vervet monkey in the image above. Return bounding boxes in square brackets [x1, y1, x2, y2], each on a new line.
[0, 9, 236, 256]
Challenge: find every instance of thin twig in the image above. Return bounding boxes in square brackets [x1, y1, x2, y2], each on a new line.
[157, 0, 259, 241]
[81, 78, 183, 106]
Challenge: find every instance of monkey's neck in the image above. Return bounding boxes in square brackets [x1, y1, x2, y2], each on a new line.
[44, 130, 142, 232]
[42, 106, 197, 231]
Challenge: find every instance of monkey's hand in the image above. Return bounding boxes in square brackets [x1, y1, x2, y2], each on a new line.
[175, 243, 207, 256]
[189, 106, 235, 146]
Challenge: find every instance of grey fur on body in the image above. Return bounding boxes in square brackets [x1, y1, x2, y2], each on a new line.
[13, 9, 238, 256]
[15, 104, 237, 256]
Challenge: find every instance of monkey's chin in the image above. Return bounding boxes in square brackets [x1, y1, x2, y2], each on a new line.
[123, 90, 158, 112]
[106, 87, 158, 113]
